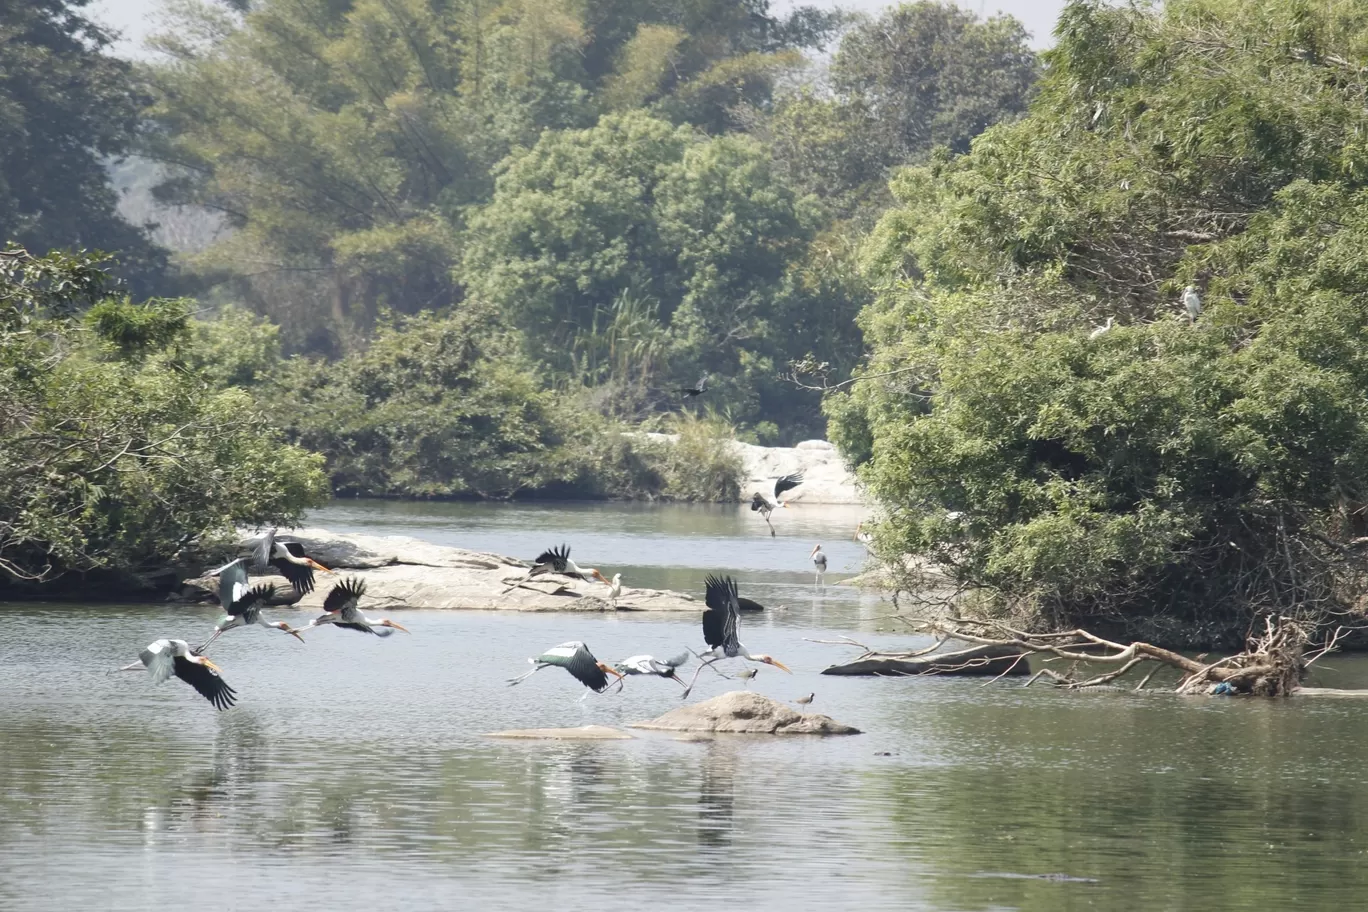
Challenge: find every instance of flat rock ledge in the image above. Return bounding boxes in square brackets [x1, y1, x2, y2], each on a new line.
[485, 725, 633, 740]
[175, 526, 699, 613]
[629, 691, 861, 735]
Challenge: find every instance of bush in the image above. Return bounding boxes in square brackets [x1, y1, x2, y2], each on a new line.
[834, 0, 1368, 647]
[0, 248, 327, 591]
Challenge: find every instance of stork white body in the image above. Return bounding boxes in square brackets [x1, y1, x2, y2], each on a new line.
[1182, 285, 1203, 323]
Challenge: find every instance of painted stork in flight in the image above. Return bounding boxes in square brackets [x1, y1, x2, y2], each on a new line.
[680, 575, 791, 698]
[811, 544, 828, 584]
[118, 639, 237, 710]
[678, 374, 708, 398]
[614, 652, 690, 687]
[508, 641, 625, 697]
[750, 473, 804, 536]
[253, 528, 331, 595]
[297, 576, 409, 636]
[197, 558, 302, 653]
[528, 544, 609, 584]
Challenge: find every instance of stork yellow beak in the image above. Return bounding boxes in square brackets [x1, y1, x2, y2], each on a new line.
[200, 658, 223, 673]
[306, 558, 332, 573]
[598, 661, 624, 679]
[385, 620, 410, 634]
[764, 657, 792, 673]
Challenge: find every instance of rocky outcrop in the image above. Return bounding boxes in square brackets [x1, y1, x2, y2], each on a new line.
[629, 691, 861, 734]
[736, 438, 863, 505]
[175, 527, 700, 613]
[632, 434, 863, 504]
[485, 725, 634, 740]
[821, 642, 1031, 677]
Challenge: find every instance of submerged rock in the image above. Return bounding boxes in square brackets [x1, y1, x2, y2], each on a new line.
[629, 691, 861, 735]
[175, 527, 700, 613]
[485, 725, 633, 740]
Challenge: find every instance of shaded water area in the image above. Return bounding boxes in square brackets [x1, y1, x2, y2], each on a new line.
[4, 501, 1368, 910]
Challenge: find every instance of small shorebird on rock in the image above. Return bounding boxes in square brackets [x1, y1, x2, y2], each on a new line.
[794, 692, 815, 709]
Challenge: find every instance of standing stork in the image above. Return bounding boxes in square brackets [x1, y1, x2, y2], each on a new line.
[297, 576, 409, 636]
[811, 544, 827, 585]
[680, 575, 791, 698]
[605, 573, 622, 608]
[1182, 285, 1203, 323]
[197, 558, 301, 653]
[528, 544, 609, 584]
[508, 641, 625, 697]
[750, 473, 804, 536]
[614, 652, 690, 687]
[253, 528, 331, 595]
[117, 639, 237, 710]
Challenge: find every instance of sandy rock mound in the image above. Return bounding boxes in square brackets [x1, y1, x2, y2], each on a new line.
[629, 691, 861, 734]
[175, 527, 699, 613]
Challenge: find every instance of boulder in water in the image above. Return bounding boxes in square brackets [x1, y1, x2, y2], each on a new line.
[629, 691, 861, 735]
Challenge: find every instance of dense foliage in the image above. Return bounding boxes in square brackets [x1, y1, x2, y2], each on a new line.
[140, 0, 1035, 444]
[0, 0, 168, 292]
[832, 0, 1368, 645]
[0, 248, 327, 591]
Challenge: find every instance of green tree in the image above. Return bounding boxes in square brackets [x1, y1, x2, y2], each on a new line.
[462, 111, 862, 441]
[832, 0, 1368, 646]
[0, 0, 167, 292]
[0, 247, 326, 592]
[143, 0, 835, 352]
[755, 2, 1039, 222]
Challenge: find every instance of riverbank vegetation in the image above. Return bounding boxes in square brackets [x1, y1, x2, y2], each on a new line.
[22, 0, 1368, 657]
[0, 247, 326, 592]
[831, 0, 1368, 648]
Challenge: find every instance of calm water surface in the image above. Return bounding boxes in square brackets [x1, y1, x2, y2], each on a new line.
[3, 501, 1368, 911]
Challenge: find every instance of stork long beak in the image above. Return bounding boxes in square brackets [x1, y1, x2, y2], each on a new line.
[383, 620, 410, 634]
[762, 656, 792, 673]
[306, 558, 331, 573]
[283, 626, 306, 643]
[198, 657, 223, 673]
[597, 661, 624, 680]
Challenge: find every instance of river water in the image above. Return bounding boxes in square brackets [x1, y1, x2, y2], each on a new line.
[3, 500, 1368, 911]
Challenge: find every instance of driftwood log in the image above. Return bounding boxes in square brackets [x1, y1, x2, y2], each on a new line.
[822, 642, 1030, 677]
[817, 616, 1347, 696]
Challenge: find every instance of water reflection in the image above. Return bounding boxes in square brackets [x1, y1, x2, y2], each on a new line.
[4, 503, 1368, 910]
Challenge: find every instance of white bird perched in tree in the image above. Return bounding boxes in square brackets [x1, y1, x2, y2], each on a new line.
[811, 543, 827, 585]
[1089, 316, 1114, 340]
[606, 572, 622, 608]
[1182, 285, 1203, 323]
[117, 639, 237, 710]
[614, 652, 690, 687]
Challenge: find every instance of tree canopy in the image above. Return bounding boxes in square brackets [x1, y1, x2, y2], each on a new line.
[831, 0, 1368, 646]
[0, 247, 326, 592]
[0, 0, 167, 292]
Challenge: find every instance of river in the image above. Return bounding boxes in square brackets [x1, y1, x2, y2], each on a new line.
[3, 500, 1368, 910]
